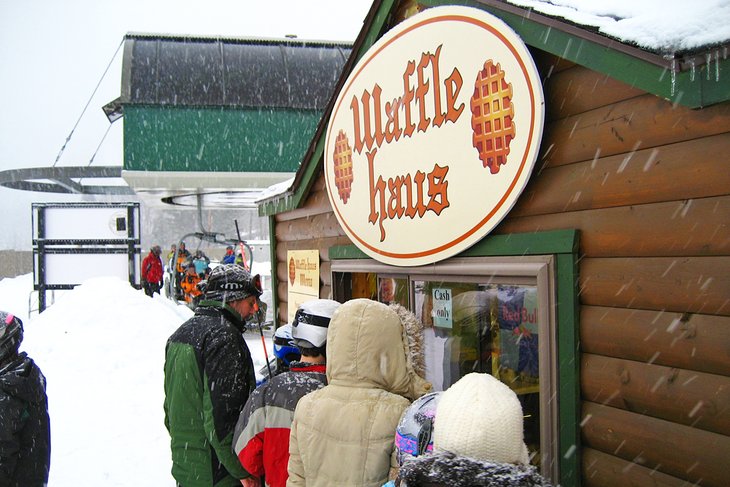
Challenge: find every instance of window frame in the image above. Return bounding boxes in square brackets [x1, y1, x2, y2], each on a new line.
[330, 229, 580, 487]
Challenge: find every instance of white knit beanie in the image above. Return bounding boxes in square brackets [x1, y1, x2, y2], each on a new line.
[433, 373, 530, 465]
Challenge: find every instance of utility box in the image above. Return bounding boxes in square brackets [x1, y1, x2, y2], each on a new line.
[32, 202, 141, 311]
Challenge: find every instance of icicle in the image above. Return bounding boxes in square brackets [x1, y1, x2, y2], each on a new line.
[716, 50, 721, 82]
[689, 59, 696, 82]
[706, 52, 712, 81]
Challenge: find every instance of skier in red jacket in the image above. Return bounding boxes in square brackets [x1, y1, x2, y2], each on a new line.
[232, 299, 341, 487]
[141, 245, 164, 297]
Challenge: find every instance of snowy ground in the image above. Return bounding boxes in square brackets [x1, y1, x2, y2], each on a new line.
[0, 273, 273, 486]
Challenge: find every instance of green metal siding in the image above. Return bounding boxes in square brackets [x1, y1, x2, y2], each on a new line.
[123, 105, 323, 173]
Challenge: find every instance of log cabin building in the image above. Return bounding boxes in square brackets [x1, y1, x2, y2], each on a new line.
[257, 1, 730, 486]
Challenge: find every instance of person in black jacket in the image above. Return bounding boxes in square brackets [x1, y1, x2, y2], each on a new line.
[0, 311, 51, 487]
[164, 264, 263, 487]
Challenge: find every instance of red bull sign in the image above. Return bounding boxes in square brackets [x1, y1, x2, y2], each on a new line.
[324, 6, 544, 266]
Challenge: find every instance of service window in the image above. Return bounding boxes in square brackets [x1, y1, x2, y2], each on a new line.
[332, 256, 558, 478]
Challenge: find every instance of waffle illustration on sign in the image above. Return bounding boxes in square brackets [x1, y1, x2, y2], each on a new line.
[470, 60, 515, 174]
[332, 130, 354, 204]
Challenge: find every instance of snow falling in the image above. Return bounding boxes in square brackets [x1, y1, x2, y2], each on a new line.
[0, 273, 272, 486]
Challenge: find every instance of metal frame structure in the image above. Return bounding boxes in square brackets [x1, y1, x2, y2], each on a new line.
[32, 202, 141, 311]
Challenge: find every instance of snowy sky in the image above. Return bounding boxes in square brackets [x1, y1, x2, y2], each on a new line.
[0, 272, 273, 486]
[0, 0, 373, 250]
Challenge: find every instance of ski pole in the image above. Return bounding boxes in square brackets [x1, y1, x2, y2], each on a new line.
[234, 219, 271, 379]
[234, 220, 250, 272]
[258, 308, 273, 380]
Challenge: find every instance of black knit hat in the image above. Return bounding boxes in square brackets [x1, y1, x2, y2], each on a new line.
[199, 264, 262, 303]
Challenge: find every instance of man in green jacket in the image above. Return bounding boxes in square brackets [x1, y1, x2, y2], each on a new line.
[164, 264, 262, 486]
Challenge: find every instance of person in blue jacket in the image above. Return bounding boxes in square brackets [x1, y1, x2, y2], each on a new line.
[222, 246, 236, 264]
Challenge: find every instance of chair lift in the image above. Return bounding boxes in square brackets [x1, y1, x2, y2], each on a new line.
[164, 196, 274, 379]
[164, 194, 254, 302]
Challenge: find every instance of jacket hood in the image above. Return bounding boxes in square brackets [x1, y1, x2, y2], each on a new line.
[397, 451, 552, 487]
[326, 299, 431, 400]
[0, 352, 46, 403]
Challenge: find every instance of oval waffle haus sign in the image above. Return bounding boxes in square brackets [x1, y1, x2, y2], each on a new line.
[324, 6, 544, 266]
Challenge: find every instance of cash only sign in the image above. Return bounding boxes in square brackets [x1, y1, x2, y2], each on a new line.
[324, 6, 544, 266]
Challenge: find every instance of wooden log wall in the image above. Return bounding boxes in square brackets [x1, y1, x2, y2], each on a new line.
[271, 48, 730, 486]
[496, 51, 730, 486]
[273, 176, 352, 324]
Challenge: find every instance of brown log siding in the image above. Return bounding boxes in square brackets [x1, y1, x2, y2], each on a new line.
[271, 52, 730, 486]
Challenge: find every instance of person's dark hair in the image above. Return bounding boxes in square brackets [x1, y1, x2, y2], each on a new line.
[299, 344, 326, 358]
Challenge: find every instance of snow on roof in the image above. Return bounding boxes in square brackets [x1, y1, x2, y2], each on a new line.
[504, 0, 730, 53]
[255, 176, 295, 203]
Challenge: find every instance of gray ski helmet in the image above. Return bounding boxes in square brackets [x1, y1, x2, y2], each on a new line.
[290, 299, 341, 349]
[273, 324, 300, 365]
[200, 264, 262, 303]
[0, 311, 23, 360]
[395, 391, 443, 465]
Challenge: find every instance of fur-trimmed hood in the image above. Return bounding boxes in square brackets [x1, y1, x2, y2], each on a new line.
[397, 451, 552, 487]
[326, 299, 431, 400]
[388, 302, 429, 398]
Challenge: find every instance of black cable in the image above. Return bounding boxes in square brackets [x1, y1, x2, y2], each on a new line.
[52, 37, 124, 168]
[78, 123, 114, 186]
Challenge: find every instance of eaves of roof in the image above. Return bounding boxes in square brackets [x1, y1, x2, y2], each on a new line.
[258, 0, 730, 217]
[469, 0, 730, 109]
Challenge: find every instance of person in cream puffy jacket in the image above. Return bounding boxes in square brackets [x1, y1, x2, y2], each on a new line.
[287, 299, 431, 487]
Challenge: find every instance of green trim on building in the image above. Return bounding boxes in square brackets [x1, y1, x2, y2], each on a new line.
[268, 214, 279, 325]
[556, 250, 581, 487]
[328, 244, 369, 260]
[123, 105, 322, 173]
[461, 228, 579, 256]
[259, 133, 327, 216]
[329, 228, 579, 259]
[330, 229, 581, 487]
